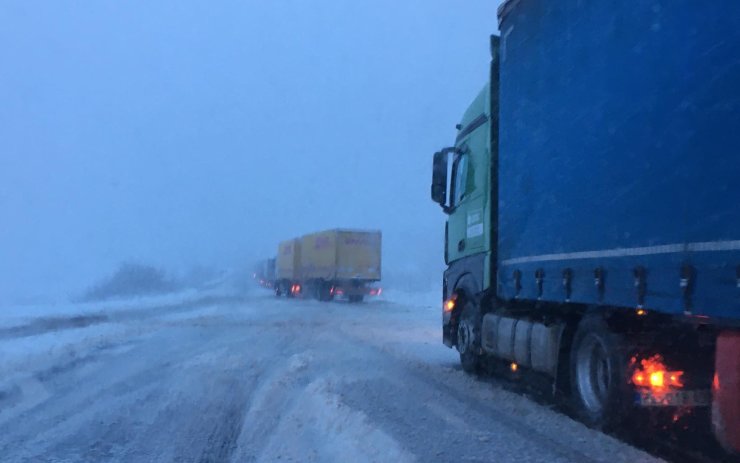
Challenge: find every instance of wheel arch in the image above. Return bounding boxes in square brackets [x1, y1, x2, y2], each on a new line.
[447, 272, 481, 346]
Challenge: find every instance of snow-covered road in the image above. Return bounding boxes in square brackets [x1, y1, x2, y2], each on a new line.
[0, 290, 660, 462]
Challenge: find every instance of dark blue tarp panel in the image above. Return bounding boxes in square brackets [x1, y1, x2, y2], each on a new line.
[497, 0, 740, 320]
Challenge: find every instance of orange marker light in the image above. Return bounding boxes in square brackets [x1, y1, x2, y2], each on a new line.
[649, 371, 665, 388]
[630, 354, 685, 402]
[510, 362, 518, 372]
[636, 309, 646, 316]
[668, 373, 683, 387]
[444, 297, 456, 312]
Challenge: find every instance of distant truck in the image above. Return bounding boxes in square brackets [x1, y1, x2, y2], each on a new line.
[252, 258, 275, 288]
[431, 0, 740, 454]
[274, 229, 382, 302]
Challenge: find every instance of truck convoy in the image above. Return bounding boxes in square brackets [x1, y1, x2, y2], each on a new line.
[431, 0, 740, 454]
[271, 229, 382, 302]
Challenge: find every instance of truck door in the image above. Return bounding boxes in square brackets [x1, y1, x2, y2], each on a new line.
[446, 146, 487, 263]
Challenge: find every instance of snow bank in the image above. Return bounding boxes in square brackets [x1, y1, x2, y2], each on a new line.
[377, 288, 440, 310]
[0, 285, 237, 329]
[0, 283, 239, 399]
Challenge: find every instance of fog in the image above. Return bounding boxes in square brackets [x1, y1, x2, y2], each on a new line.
[0, 1, 503, 304]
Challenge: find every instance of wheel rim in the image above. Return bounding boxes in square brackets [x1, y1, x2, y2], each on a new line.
[575, 335, 611, 414]
[457, 319, 474, 355]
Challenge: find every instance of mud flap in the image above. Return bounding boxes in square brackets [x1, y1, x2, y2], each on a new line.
[712, 331, 740, 454]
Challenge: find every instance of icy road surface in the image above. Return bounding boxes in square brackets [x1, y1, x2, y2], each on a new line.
[0, 291, 661, 462]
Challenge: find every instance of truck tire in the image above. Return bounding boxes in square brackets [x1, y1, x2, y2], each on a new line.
[275, 284, 283, 297]
[318, 282, 334, 302]
[569, 315, 631, 429]
[457, 300, 483, 373]
[286, 282, 294, 298]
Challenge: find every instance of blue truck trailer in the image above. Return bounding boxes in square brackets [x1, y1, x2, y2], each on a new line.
[431, 0, 740, 453]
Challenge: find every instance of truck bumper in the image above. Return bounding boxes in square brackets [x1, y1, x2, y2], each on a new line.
[332, 284, 381, 298]
[713, 331, 740, 454]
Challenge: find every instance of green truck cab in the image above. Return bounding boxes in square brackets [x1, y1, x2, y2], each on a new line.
[432, 38, 500, 350]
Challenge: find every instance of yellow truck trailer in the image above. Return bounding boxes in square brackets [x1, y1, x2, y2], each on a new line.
[275, 238, 301, 297]
[275, 229, 381, 302]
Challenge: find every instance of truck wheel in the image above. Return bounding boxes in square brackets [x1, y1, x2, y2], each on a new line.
[318, 282, 334, 302]
[457, 300, 482, 373]
[286, 283, 294, 298]
[569, 315, 631, 429]
[275, 284, 283, 297]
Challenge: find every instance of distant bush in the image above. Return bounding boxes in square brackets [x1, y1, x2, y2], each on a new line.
[79, 262, 179, 302]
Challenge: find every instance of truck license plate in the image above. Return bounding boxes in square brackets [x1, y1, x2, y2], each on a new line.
[635, 390, 711, 407]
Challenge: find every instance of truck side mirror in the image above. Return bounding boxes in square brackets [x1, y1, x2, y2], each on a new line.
[432, 148, 457, 213]
[431, 151, 448, 207]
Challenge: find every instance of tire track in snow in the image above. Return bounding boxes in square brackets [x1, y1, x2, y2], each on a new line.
[257, 377, 416, 463]
[333, 321, 657, 463]
[230, 351, 317, 462]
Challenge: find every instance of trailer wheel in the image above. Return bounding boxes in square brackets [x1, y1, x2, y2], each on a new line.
[570, 315, 631, 429]
[457, 300, 482, 373]
[317, 282, 334, 302]
[286, 282, 294, 298]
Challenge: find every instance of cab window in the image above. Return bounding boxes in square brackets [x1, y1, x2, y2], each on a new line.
[451, 154, 469, 206]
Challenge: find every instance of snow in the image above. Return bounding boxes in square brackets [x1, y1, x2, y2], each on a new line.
[0, 287, 218, 329]
[1, 323, 125, 371]
[376, 287, 440, 310]
[0, 284, 239, 413]
[257, 377, 416, 463]
[0, 287, 663, 462]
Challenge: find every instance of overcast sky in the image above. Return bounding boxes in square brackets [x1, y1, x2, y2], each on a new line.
[0, 1, 504, 304]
